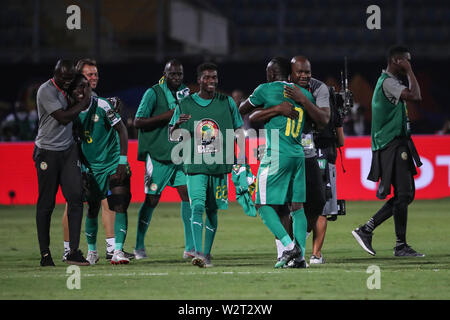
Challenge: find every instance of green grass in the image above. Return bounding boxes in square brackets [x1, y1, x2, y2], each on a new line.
[0, 199, 449, 300]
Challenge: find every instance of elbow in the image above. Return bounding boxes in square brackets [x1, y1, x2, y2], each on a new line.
[133, 118, 143, 129]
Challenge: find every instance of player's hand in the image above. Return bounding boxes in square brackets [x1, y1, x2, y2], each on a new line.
[396, 58, 413, 73]
[107, 97, 123, 114]
[284, 85, 306, 104]
[277, 101, 298, 119]
[176, 114, 191, 125]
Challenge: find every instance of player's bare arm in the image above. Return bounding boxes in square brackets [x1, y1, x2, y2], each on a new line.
[238, 98, 255, 116]
[134, 109, 175, 131]
[113, 120, 129, 182]
[249, 101, 298, 125]
[51, 85, 91, 125]
[284, 85, 330, 129]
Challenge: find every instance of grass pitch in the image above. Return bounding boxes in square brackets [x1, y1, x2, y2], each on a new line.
[0, 199, 449, 300]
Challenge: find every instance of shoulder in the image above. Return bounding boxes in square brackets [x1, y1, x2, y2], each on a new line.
[37, 80, 55, 97]
[310, 78, 328, 95]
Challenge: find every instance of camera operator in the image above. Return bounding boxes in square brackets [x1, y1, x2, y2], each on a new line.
[284, 56, 345, 265]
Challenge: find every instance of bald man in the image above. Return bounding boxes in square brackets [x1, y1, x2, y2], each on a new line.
[133, 59, 193, 260]
[285, 56, 344, 265]
[34, 59, 91, 266]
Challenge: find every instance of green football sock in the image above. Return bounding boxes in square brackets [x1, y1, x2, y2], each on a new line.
[114, 212, 128, 251]
[191, 205, 204, 254]
[291, 208, 307, 257]
[85, 216, 98, 251]
[181, 201, 194, 252]
[135, 203, 155, 250]
[204, 210, 218, 256]
[258, 205, 293, 246]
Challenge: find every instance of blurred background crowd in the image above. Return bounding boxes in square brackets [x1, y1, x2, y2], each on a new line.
[1, 0, 449, 142]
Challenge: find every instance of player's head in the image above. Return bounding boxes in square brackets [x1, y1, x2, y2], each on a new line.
[53, 59, 76, 91]
[68, 73, 90, 102]
[164, 59, 184, 91]
[266, 57, 290, 82]
[387, 45, 411, 75]
[197, 62, 218, 96]
[76, 58, 99, 89]
[290, 56, 311, 88]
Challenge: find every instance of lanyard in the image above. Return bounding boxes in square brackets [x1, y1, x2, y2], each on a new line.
[51, 78, 69, 102]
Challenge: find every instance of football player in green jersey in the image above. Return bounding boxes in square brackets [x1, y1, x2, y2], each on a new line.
[240, 57, 315, 268]
[169, 62, 244, 268]
[69, 74, 132, 265]
[133, 59, 194, 260]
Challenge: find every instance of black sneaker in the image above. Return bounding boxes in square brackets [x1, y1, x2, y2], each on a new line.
[66, 249, 90, 266]
[352, 227, 376, 256]
[106, 251, 113, 260]
[275, 245, 301, 268]
[123, 251, 135, 260]
[40, 252, 55, 267]
[285, 257, 309, 269]
[394, 244, 425, 257]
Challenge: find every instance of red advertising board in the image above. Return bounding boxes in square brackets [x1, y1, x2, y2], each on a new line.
[1, 135, 449, 205]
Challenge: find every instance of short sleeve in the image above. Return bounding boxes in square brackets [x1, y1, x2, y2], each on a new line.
[382, 78, 407, 105]
[135, 88, 156, 118]
[37, 86, 64, 114]
[314, 84, 330, 108]
[98, 98, 121, 127]
[248, 84, 265, 107]
[227, 96, 244, 129]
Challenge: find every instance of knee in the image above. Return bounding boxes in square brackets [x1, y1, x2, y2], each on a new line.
[191, 202, 205, 215]
[144, 194, 160, 208]
[394, 195, 412, 210]
[87, 201, 101, 219]
[290, 202, 304, 212]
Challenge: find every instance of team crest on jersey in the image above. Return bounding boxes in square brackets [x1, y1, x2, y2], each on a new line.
[91, 114, 99, 122]
[40, 161, 48, 170]
[195, 119, 220, 153]
[150, 183, 158, 191]
[401, 152, 408, 160]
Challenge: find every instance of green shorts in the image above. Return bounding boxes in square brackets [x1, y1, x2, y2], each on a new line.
[86, 163, 131, 202]
[144, 154, 186, 195]
[186, 173, 229, 211]
[255, 155, 305, 205]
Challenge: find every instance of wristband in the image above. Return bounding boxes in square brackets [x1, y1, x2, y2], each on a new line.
[118, 155, 128, 165]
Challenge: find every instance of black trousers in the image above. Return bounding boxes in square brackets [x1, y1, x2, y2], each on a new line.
[33, 144, 83, 254]
[370, 144, 415, 244]
[304, 156, 327, 230]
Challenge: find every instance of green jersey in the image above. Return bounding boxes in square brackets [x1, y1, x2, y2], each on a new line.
[170, 93, 243, 175]
[135, 82, 190, 162]
[371, 72, 409, 151]
[75, 96, 121, 173]
[249, 81, 315, 157]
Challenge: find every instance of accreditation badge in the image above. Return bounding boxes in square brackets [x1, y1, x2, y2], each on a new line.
[301, 133, 315, 150]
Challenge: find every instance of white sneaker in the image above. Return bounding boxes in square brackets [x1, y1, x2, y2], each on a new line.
[183, 249, 195, 259]
[309, 254, 325, 264]
[133, 248, 148, 260]
[86, 250, 99, 265]
[111, 250, 130, 265]
[62, 249, 70, 262]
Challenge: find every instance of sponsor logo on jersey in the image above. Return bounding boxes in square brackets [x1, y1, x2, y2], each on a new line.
[91, 114, 99, 122]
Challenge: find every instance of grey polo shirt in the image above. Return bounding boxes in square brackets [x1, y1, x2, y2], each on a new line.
[35, 79, 74, 151]
[303, 77, 330, 158]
